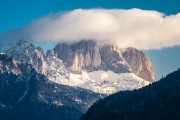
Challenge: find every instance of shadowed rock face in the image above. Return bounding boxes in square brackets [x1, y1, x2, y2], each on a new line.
[99, 45, 130, 73]
[0, 53, 21, 74]
[54, 40, 154, 82]
[0, 53, 12, 61]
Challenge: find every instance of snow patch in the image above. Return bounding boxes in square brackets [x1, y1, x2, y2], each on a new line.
[0, 52, 6, 55]
[52, 100, 63, 106]
[75, 99, 82, 103]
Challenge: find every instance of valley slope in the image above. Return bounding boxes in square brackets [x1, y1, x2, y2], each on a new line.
[0, 53, 102, 120]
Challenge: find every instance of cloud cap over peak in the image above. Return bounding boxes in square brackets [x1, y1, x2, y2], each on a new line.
[1, 8, 180, 50]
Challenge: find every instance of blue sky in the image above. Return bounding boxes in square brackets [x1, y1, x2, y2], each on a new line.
[0, 0, 180, 80]
[145, 46, 180, 80]
[1, 0, 180, 32]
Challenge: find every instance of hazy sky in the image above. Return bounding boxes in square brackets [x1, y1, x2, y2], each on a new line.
[0, 0, 180, 80]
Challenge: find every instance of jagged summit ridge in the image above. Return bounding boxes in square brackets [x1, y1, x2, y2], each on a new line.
[54, 40, 154, 82]
[4, 40, 47, 74]
[2, 40, 154, 94]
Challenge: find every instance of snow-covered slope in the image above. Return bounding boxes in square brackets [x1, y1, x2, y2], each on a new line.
[72, 71, 149, 94]
[49, 70, 150, 94]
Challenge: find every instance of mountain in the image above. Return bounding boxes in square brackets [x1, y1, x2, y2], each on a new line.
[0, 53, 102, 120]
[54, 40, 154, 82]
[3, 40, 154, 94]
[122, 48, 154, 82]
[52, 40, 154, 94]
[0, 40, 155, 119]
[46, 49, 149, 94]
[80, 69, 180, 120]
[4, 40, 47, 74]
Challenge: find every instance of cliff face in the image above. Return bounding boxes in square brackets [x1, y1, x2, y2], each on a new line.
[122, 48, 154, 82]
[54, 40, 154, 82]
[99, 45, 130, 73]
[54, 41, 102, 73]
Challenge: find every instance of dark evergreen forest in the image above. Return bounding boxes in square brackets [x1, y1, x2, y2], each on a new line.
[80, 69, 180, 120]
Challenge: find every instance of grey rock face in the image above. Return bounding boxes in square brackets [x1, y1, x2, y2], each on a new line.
[122, 48, 154, 82]
[54, 40, 102, 73]
[100, 45, 130, 73]
[4, 40, 47, 74]
[54, 40, 154, 82]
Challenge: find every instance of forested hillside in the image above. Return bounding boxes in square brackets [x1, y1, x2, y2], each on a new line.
[80, 69, 180, 120]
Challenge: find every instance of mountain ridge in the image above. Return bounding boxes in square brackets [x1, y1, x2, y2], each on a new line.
[2, 40, 154, 94]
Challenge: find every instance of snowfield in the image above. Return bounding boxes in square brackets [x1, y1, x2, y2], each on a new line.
[49, 70, 150, 94]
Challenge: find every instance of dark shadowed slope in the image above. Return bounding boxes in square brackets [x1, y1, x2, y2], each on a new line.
[80, 69, 180, 120]
[0, 53, 102, 120]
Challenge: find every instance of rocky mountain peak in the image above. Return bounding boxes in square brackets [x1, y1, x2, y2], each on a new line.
[54, 40, 154, 82]
[1, 40, 154, 93]
[4, 40, 47, 74]
[122, 47, 154, 82]
[54, 40, 102, 73]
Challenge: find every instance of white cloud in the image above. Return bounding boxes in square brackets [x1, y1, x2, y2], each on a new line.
[1, 8, 180, 50]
